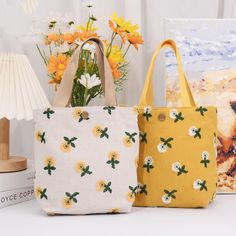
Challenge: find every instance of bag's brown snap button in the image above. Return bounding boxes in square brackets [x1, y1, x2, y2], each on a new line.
[158, 113, 166, 121]
[81, 111, 89, 119]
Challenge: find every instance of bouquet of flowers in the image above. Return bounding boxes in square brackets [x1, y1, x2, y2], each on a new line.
[37, 7, 144, 106]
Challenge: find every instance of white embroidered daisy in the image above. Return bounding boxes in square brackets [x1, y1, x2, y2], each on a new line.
[137, 182, 143, 193]
[171, 162, 181, 173]
[157, 143, 168, 153]
[144, 156, 153, 165]
[201, 151, 209, 160]
[188, 126, 197, 136]
[193, 179, 202, 190]
[144, 106, 152, 114]
[169, 109, 178, 119]
[161, 194, 171, 204]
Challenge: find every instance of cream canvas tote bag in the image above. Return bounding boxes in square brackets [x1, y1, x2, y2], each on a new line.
[34, 38, 139, 215]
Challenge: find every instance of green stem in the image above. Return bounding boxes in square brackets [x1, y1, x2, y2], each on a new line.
[123, 43, 131, 58]
[106, 32, 116, 57]
[36, 44, 48, 66]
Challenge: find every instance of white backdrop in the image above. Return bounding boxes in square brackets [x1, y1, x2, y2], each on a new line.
[1, 0, 235, 160]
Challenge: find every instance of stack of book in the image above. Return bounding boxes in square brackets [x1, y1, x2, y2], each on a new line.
[0, 160, 35, 208]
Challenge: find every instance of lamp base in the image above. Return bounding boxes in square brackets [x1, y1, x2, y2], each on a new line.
[0, 156, 27, 172]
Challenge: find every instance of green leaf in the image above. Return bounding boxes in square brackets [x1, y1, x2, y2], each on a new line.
[73, 198, 77, 203]
[164, 189, 169, 194]
[71, 143, 75, 148]
[160, 137, 165, 142]
[125, 132, 130, 136]
[65, 192, 71, 197]
[64, 136, 69, 141]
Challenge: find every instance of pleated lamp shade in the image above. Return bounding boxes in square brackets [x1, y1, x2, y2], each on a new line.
[0, 53, 50, 172]
[0, 53, 50, 120]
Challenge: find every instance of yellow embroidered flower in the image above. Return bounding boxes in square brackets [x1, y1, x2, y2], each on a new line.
[63, 197, 72, 209]
[123, 137, 132, 147]
[73, 108, 82, 119]
[35, 187, 42, 198]
[35, 131, 42, 141]
[47, 53, 69, 77]
[75, 161, 86, 173]
[126, 191, 135, 203]
[44, 156, 56, 166]
[60, 142, 71, 153]
[108, 151, 119, 160]
[109, 208, 120, 213]
[92, 125, 102, 137]
[96, 180, 106, 191]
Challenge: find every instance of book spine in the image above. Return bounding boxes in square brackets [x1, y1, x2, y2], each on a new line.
[0, 186, 35, 208]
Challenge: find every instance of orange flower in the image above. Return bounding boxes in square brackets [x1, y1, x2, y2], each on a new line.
[108, 20, 126, 44]
[47, 53, 69, 77]
[44, 33, 60, 45]
[127, 33, 144, 50]
[77, 30, 99, 41]
[61, 33, 76, 44]
[108, 59, 121, 80]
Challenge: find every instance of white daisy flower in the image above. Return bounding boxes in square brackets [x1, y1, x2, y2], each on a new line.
[144, 156, 153, 165]
[79, 73, 101, 89]
[201, 151, 209, 160]
[188, 126, 197, 136]
[162, 194, 171, 204]
[171, 162, 181, 173]
[144, 106, 152, 114]
[193, 179, 202, 190]
[83, 43, 96, 59]
[169, 109, 178, 119]
[157, 143, 167, 153]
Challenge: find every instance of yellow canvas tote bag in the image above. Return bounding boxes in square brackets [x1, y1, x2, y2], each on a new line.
[134, 39, 218, 208]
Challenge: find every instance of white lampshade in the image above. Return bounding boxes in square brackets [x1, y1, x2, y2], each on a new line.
[0, 53, 50, 120]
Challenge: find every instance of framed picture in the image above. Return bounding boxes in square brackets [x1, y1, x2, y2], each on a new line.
[164, 19, 236, 193]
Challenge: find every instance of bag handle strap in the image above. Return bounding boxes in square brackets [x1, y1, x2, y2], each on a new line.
[53, 37, 117, 107]
[139, 39, 196, 107]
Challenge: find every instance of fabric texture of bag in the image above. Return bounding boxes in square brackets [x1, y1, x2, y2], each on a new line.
[34, 38, 139, 215]
[134, 39, 218, 208]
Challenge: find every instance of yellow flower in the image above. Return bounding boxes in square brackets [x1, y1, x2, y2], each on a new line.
[44, 156, 55, 166]
[35, 131, 42, 141]
[96, 180, 106, 191]
[75, 161, 85, 173]
[106, 44, 124, 64]
[126, 191, 135, 203]
[123, 137, 132, 147]
[108, 151, 119, 160]
[63, 197, 72, 209]
[73, 108, 82, 119]
[47, 53, 69, 77]
[92, 125, 102, 137]
[111, 12, 139, 34]
[35, 187, 42, 198]
[60, 142, 71, 153]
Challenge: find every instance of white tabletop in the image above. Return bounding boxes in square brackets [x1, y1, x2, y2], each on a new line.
[1, 195, 235, 236]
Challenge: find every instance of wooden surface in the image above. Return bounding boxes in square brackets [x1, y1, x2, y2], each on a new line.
[0, 118, 27, 172]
